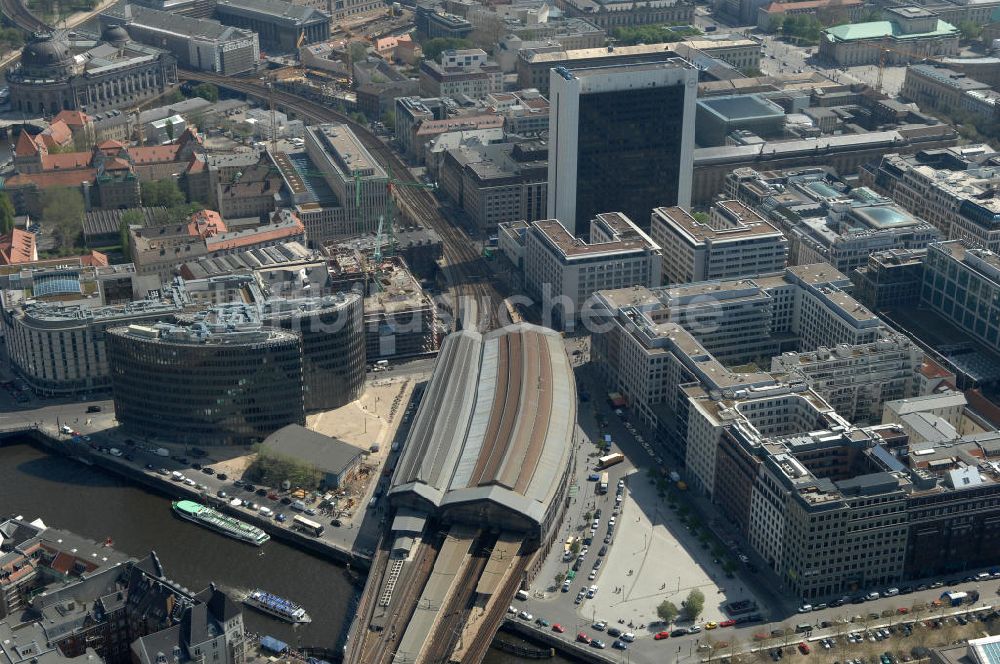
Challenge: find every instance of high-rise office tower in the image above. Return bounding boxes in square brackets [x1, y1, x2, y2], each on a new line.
[547, 58, 698, 236]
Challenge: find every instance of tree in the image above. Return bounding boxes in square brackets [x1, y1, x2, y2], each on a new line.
[0, 193, 15, 234]
[41, 188, 85, 249]
[611, 23, 701, 46]
[420, 37, 473, 61]
[381, 108, 396, 132]
[348, 41, 369, 64]
[657, 600, 680, 624]
[957, 20, 982, 42]
[118, 210, 144, 254]
[0, 28, 25, 50]
[193, 82, 219, 103]
[141, 179, 186, 208]
[570, 539, 582, 555]
[554, 571, 565, 586]
[163, 89, 185, 104]
[692, 211, 710, 223]
[247, 448, 323, 488]
[684, 588, 705, 621]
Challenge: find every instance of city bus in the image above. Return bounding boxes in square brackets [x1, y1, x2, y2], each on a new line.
[596, 453, 625, 470]
[292, 514, 325, 537]
[598, 472, 609, 494]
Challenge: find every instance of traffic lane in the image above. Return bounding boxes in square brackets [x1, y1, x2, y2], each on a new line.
[726, 586, 1000, 642]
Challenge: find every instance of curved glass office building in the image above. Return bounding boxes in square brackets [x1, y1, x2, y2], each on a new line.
[261, 292, 365, 412]
[106, 321, 305, 445]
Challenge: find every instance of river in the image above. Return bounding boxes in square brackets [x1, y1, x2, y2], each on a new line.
[1, 441, 572, 663]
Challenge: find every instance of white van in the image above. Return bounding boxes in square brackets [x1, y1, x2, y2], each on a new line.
[515, 590, 529, 601]
[109, 448, 122, 457]
[259, 506, 273, 517]
[291, 500, 306, 512]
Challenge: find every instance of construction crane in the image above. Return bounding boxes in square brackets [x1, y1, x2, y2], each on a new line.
[353, 165, 436, 258]
[373, 215, 385, 263]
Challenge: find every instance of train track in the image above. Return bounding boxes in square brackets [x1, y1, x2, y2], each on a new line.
[457, 552, 532, 664]
[178, 70, 503, 332]
[419, 535, 493, 664]
[359, 538, 440, 664]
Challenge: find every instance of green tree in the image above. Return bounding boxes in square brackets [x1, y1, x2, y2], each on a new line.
[41, 188, 85, 249]
[381, 108, 396, 131]
[348, 41, 369, 64]
[0, 193, 15, 234]
[570, 539, 582, 555]
[163, 89, 185, 104]
[193, 82, 219, 103]
[118, 209, 144, 256]
[692, 211, 710, 223]
[141, 179, 186, 208]
[780, 14, 823, 44]
[248, 449, 323, 488]
[611, 23, 701, 46]
[554, 571, 566, 586]
[684, 588, 705, 621]
[657, 600, 680, 624]
[957, 20, 982, 41]
[0, 28, 25, 50]
[420, 37, 473, 61]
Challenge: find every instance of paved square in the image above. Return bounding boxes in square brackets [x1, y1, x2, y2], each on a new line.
[583, 471, 762, 631]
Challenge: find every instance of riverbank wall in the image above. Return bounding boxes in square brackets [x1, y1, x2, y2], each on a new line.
[0, 427, 372, 571]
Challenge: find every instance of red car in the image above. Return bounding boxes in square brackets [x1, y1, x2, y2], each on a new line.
[552, 624, 565, 633]
[798, 642, 811, 655]
[577, 633, 591, 644]
[654, 631, 671, 640]
[720, 619, 736, 628]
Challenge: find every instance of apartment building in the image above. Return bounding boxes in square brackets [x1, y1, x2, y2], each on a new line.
[851, 248, 927, 310]
[901, 65, 1000, 124]
[509, 213, 661, 324]
[863, 147, 1000, 252]
[922, 241, 1000, 351]
[727, 166, 942, 274]
[305, 123, 388, 236]
[770, 334, 923, 424]
[650, 201, 788, 285]
[418, 49, 503, 99]
[439, 138, 547, 233]
[590, 264, 903, 457]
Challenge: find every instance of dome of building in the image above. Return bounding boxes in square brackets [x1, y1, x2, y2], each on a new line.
[100, 24, 130, 48]
[21, 33, 72, 69]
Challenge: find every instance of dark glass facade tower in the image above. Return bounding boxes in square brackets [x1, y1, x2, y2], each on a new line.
[106, 323, 305, 445]
[548, 59, 698, 236]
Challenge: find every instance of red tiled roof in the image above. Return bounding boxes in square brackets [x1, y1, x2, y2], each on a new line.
[98, 140, 125, 150]
[104, 157, 133, 171]
[187, 209, 227, 238]
[763, 0, 861, 12]
[48, 552, 77, 575]
[206, 221, 304, 253]
[130, 145, 181, 164]
[41, 152, 94, 170]
[0, 228, 37, 265]
[186, 154, 207, 174]
[42, 120, 73, 147]
[4, 169, 97, 189]
[80, 250, 109, 267]
[15, 131, 41, 157]
[53, 110, 90, 128]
